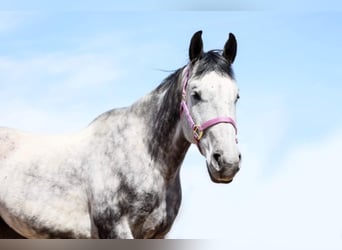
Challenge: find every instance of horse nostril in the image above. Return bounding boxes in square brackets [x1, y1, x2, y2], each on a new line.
[213, 152, 222, 164]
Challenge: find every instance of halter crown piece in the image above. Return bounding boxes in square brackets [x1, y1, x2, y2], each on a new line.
[179, 65, 238, 152]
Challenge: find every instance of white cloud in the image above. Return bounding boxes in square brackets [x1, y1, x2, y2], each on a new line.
[0, 11, 43, 38]
[0, 11, 29, 33]
[0, 51, 122, 132]
[169, 129, 342, 249]
[0, 99, 88, 133]
[0, 52, 120, 90]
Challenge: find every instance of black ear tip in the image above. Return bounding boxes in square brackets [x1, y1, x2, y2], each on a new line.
[194, 30, 203, 37]
[229, 33, 236, 41]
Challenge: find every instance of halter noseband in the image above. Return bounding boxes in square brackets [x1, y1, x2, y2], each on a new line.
[180, 65, 238, 152]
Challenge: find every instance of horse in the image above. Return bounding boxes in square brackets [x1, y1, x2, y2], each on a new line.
[0, 30, 241, 239]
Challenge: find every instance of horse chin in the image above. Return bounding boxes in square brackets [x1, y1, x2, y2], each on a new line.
[206, 162, 235, 184]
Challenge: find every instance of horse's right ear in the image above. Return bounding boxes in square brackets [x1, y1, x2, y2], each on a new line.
[189, 30, 203, 63]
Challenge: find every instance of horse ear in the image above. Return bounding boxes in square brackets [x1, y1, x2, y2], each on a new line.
[223, 33, 237, 64]
[189, 30, 204, 63]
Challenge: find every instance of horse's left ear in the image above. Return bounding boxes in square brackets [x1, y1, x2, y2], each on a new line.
[223, 33, 237, 64]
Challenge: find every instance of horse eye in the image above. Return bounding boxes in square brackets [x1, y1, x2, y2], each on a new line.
[192, 91, 201, 101]
[235, 94, 240, 103]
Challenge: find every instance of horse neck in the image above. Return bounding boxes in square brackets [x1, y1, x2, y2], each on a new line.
[134, 68, 190, 178]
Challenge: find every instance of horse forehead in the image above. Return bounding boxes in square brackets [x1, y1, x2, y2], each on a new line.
[194, 71, 237, 93]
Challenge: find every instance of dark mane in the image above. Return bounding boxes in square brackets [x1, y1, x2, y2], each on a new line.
[194, 50, 234, 79]
[148, 68, 186, 163]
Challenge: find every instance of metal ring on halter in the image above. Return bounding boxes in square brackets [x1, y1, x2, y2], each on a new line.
[192, 125, 204, 141]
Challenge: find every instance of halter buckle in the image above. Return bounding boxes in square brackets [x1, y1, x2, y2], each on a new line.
[193, 125, 203, 141]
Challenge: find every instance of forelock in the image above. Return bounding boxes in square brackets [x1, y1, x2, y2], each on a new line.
[193, 50, 234, 79]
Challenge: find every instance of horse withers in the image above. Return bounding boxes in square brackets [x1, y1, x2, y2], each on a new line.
[0, 31, 241, 238]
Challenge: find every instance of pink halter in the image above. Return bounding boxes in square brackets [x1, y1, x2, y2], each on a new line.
[180, 65, 238, 150]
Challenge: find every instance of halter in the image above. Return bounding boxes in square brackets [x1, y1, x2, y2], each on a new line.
[180, 65, 238, 153]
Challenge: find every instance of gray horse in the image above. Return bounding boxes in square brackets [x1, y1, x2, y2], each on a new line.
[0, 31, 241, 238]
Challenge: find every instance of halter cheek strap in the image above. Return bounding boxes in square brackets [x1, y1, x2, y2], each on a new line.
[180, 65, 238, 150]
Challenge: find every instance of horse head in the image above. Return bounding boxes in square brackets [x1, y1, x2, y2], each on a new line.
[180, 31, 241, 183]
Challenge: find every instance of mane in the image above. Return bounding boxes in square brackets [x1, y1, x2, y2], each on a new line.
[194, 50, 235, 79]
[148, 68, 185, 162]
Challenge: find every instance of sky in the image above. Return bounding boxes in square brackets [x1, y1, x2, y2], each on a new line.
[0, 1, 342, 249]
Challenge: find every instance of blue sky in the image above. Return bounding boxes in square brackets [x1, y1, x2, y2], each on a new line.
[0, 3, 342, 248]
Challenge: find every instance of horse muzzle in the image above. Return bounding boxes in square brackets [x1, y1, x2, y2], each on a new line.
[206, 151, 241, 184]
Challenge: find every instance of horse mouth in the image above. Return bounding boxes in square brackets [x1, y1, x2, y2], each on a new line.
[206, 163, 236, 184]
[210, 175, 233, 184]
